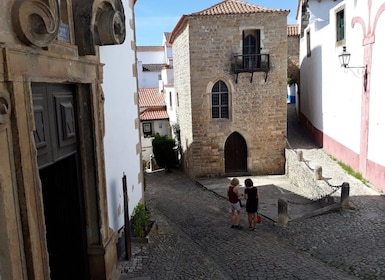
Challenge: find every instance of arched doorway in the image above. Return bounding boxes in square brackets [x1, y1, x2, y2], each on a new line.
[225, 132, 247, 174]
[32, 83, 89, 279]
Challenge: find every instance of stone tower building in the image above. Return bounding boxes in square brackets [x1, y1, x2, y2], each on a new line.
[170, 0, 289, 178]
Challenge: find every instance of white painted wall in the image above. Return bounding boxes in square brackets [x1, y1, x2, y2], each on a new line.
[300, 0, 365, 153]
[165, 86, 177, 125]
[100, 1, 143, 232]
[299, 0, 385, 182]
[138, 71, 160, 88]
[137, 50, 164, 88]
[137, 50, 165, 64]
[364, 0, 385, 166]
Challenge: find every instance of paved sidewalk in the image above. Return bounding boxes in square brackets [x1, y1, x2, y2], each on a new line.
[197, 104, 383, 223]
[196, 175, 325, 222]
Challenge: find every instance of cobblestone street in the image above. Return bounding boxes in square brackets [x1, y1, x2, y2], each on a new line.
[118, 105, 385, 279]
[120, 168, 385, 279]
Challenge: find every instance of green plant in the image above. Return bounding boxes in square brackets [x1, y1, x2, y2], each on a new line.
[287, 77, 295, 86]
[330, 156, 368, 186]
[152, 134, 177, 169]
[131, 203, 150, 238]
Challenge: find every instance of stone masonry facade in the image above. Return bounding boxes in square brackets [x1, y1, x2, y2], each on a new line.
[287, 25, 300, 84]
[0, 0, 128, 279]
[172, 4, 289, 179]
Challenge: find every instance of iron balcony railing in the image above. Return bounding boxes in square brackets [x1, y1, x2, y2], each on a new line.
[232, 54, 270, 73]
[232, 53, 270, 82]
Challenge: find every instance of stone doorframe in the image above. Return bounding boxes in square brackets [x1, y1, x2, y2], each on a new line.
[0, 46, 116, 279]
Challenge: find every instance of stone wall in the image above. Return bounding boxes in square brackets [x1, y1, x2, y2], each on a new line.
[172, 25, 194, 172]
[285, 148, 340, 200]
[173, 12, 288, 178]
[286, 149, 318, 196]
[288, 34, 300, 84]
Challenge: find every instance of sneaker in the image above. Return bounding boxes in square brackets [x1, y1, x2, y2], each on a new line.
[235, 225, 243, 229]
[230, 225, 235, 229]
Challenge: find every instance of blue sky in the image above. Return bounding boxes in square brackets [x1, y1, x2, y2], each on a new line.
[135, 0, 298, 46]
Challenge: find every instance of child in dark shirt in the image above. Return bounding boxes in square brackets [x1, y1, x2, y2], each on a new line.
[243, 178, 259, 230]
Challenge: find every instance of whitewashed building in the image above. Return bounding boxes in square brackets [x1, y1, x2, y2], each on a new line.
[100, 0, 144, 264]
[139, 87, 170, 164]
[137, 46, 164, 88]
[137, 33, 178, 166]
[297, 0, 385, 190]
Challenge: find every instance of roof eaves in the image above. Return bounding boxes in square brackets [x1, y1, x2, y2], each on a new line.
[169, 14, 188, 44]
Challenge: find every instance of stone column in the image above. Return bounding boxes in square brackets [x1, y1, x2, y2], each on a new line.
[278, 198, 288, 226]
[297, 150, 303, 161]
[340, 182, 351, 209]
[314, 166, 322, 180]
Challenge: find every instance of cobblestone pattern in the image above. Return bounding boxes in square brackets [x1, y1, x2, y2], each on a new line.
[118, 104, 385, 279]
[120, 170, 361, 280]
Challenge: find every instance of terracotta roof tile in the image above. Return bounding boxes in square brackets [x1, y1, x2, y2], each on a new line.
[170, 0, 290, 43]
[140, 109, 169, 120]
[191, 0, 289, 16]
[287, 24, 299, 36]
[139, 88, 165, 107]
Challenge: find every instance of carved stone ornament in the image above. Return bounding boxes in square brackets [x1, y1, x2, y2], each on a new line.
[12, 0, 60, 47]
[73, 0, 126, 56]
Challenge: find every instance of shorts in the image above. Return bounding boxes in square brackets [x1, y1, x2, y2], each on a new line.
[230, 201, 241, 211]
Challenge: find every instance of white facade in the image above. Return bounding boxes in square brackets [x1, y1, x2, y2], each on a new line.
[137, 46, 164, 88]
[100, 0, 144, 232]
[298, 0, 385, 190]
[138, 33, 179, 166]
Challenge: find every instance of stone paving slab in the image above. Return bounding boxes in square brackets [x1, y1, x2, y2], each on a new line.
[116, 103, 385, 279]
[196, 175, 322, 222]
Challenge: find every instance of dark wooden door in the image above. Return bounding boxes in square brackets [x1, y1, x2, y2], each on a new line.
[39, 154, 88, 280]
[225, 132, 247, 174]
[32, 84, 89, 280]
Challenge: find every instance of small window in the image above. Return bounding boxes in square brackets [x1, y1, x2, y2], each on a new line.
[336, 9, 345, 42]
[143, 122, 152, 137]
[169, 92, 172, 108]
[211, 81, 229, 119]
[306, 30, 311, 57]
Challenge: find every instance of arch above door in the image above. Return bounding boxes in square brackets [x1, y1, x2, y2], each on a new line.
[224, 132, 247, 175]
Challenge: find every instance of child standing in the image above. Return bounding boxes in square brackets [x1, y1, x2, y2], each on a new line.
[243, 178, 259, 230]
[227, 178, 242, 229]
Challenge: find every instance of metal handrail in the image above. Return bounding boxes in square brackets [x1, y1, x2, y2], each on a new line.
[232, 54, 270, 73]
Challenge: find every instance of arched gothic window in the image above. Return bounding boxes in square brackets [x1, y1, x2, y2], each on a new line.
[211, 80, 229, 119]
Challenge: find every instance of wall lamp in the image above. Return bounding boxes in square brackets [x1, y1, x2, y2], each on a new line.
[338, 46, 366, 69]
[339, 46, 368, 91]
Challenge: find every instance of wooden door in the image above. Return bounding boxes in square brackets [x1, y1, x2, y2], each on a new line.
[225, 132, 247, 174]
[32, 83, 89, 279]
